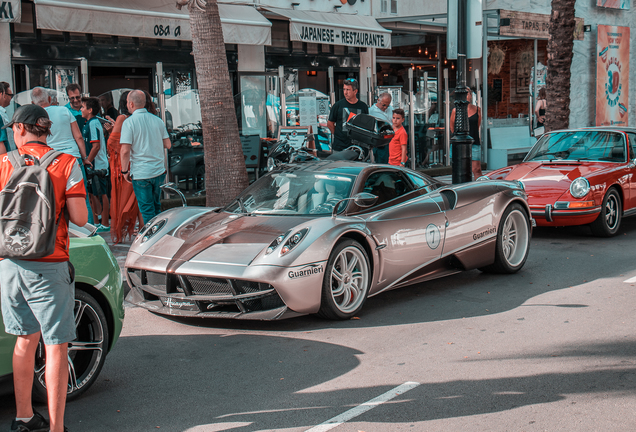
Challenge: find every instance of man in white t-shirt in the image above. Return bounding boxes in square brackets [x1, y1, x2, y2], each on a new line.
[31, 86, 94, 225]
[31, 87, 87, 160]
[120, 89, 171, 225]
[368, 92, 393, 164]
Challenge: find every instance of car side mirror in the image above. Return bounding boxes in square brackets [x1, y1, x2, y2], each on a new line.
[353, 192, 378, 208]
[160, 182, 187, 207]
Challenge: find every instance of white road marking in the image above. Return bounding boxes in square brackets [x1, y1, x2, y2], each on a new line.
[304, 381, 420, 432]
[624, 275, 636, 283]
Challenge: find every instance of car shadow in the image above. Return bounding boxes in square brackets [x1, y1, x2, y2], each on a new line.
[2, 338, 634, 430]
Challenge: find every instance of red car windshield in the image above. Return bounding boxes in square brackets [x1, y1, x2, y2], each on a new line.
[525, 131, 627, 163]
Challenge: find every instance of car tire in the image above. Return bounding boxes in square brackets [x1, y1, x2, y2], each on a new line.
[32, 288, 110, 402]
[590, 188, 622, 237]
[480, 203, 531, 274]
[317, 239, 371, 320]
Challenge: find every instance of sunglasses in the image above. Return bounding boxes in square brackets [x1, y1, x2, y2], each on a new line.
[69, 96, 82, 101]
[344, 78, 358, 84]
[4, 92, 13, 99]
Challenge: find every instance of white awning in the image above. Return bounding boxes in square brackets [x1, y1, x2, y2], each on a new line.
[33, 0, 271, 46]
[262, 7, 391, 49]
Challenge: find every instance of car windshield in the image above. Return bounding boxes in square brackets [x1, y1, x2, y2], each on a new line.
[525, 130, 627, 162]
[225, 171, 356, 216]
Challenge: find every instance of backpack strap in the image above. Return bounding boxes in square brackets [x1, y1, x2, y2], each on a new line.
[38, 150, 63, 169]
[6, 150, 28, 169]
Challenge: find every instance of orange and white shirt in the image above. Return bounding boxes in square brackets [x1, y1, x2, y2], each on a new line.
[388, 126, 408, 166]
[0, 142, 86, 262]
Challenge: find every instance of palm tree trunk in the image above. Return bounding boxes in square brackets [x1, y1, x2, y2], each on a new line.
[545, 0, 576, 132]
[184, 0, 249, 206]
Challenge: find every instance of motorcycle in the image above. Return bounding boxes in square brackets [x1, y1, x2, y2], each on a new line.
[267, 113, 394, 171]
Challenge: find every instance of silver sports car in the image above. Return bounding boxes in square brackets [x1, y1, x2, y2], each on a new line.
[125, 161, 532, 320]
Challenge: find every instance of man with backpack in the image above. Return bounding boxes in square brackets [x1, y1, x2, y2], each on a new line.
[0, 104, 87, 432]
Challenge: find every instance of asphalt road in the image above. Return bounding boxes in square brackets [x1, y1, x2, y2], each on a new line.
[2, 218, 636, 431]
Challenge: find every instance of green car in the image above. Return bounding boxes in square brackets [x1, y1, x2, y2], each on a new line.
[0, 226, 125, 401]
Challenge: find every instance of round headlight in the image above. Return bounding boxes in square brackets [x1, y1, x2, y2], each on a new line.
[570, 177, 590, 198]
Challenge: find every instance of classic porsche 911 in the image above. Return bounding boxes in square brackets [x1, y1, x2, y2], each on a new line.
[125, 161, 532, 320]
[482, 128, 636, 237]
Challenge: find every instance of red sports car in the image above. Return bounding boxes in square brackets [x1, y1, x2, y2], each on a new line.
[482, 127, 636, 237]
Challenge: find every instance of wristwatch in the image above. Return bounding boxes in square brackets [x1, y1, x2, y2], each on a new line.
[400, 162, 407, 167]
[121, 170, 129, 174]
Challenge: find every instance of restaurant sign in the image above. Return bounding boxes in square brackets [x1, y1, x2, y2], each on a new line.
[499, 10, 584, 41]
[290, 22, 390, 49]
[0, 0, 20, 23]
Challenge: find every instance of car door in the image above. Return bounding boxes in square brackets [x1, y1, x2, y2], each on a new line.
[358, 169, 447, 291]
[625, 132, 636, 213]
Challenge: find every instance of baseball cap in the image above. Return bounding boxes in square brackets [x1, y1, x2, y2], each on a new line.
[1, 104, 50, 129]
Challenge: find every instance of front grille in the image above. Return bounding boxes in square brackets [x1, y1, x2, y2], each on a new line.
[127, 268, 285, 314]
[187, 276, 233, 296]
[146, 271, 167, 289]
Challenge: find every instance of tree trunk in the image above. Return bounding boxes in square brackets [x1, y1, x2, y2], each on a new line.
[545, 0, 576, 132]
[185, 0, 249, 206]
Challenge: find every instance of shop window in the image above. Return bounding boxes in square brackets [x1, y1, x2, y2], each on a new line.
[12, 3, 34, 36]
[291, 41, 304, 53]
[40, 29, 65, 42]
[117, 36, 139, 46]
[93, 35, 112, 45]
[391, 0, 398, 14]
[271, 21, 290, 50]
[69, 32, 86, 42]
[307, 43, 319, 55]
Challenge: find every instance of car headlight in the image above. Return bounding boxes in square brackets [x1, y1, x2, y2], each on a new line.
[169, 155, 182, 166]
[139, 219, 166, 243]
[265, 230, 291, 255]
[570, 177, 590, 198]
[281, 228, 309, 255]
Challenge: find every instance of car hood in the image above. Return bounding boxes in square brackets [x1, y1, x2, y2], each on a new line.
[499, 162, 607, 204]
[143, 211, 315, 269]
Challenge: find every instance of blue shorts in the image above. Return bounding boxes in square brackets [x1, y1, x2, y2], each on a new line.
[0, 260, 76, 345]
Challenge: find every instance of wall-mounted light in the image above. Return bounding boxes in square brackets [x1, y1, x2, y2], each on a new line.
[291, 2, 300, 6]
[418, 46, 421, 54]
[306, 71, 317, 76]
[333, 5, 341, 10]
[424, 47, 428, 56]
[444, 58, 447, 64]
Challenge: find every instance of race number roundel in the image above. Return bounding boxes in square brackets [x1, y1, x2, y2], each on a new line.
[426, 224, 441, 249]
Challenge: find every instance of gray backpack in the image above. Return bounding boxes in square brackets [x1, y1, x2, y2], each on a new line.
[0, 149, 63, 259]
